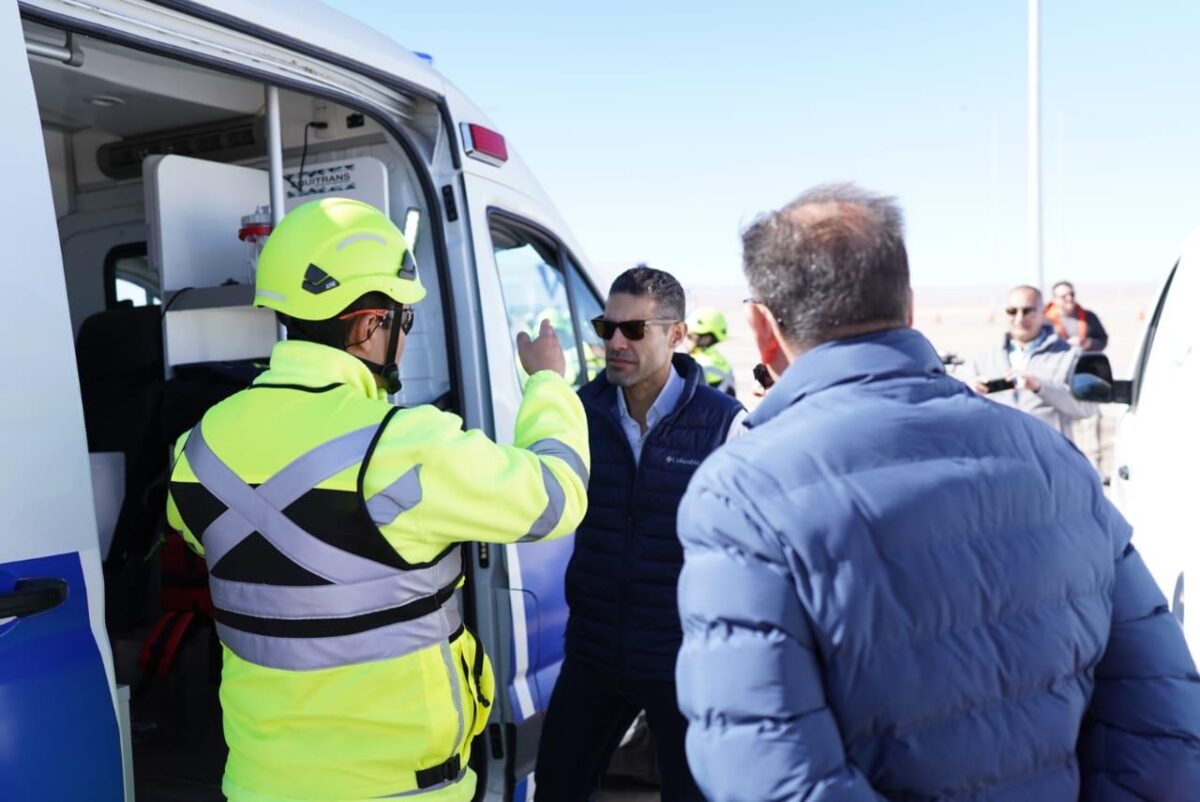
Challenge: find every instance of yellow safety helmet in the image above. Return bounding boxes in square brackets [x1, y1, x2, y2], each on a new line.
[255, 198, 426, 320]
[687, 307, 728, 342]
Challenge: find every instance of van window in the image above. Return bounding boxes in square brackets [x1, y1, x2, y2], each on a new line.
[490, 216, 587, 388]
[567, 265, 606, 383]
[104, 243, 159, 308]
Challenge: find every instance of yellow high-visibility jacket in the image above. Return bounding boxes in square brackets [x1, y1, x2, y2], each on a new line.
[166, 340, 588, 802]
[692, 344, 735, 395]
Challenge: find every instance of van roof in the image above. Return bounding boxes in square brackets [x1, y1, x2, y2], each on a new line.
[174, 0, 446, 98]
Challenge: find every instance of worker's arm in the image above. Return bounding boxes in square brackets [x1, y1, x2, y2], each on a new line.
[165, 431, 205, 556]
[1084, 311, 1108, 352]
[398, 368, 589, 548]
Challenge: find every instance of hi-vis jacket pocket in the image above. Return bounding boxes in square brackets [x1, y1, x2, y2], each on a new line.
[456, 627, 493, 740]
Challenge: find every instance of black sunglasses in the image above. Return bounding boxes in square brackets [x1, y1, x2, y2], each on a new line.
[590, 316, 677, 341]
[339, 305, 415, 335]
[1005, 306, 1038, 317]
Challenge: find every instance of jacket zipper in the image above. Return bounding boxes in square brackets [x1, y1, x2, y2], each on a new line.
[589, 368, 700, 675]
[597, 399, 686, 676]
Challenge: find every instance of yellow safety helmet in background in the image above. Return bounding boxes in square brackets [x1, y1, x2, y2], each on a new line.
[687, 306, 728, 342]
[255, 198, 426, 320]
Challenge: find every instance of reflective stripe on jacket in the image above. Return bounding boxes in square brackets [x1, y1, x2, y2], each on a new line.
[166, 340, 589, 802]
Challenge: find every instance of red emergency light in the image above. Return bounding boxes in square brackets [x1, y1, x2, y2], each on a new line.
[462, 123, 508, 167]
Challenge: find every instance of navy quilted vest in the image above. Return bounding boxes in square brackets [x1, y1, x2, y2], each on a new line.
[564, 353, 743, 681]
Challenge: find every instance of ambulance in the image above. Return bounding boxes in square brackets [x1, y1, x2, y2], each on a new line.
[0, 1, 607, 798]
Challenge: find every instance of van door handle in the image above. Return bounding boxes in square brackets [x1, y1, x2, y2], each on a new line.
[1118, 465, 1131, 481]
[0, 578, 68, 620]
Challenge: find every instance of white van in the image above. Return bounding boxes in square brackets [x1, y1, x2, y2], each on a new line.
[0, 2, 611, 799]
[1071, 228, 1200, 658]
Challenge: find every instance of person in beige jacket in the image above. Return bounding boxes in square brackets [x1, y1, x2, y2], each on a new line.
[965, 285, 1096, 441]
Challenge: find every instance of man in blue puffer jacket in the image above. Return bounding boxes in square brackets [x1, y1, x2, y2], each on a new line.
[676, 183, 1200, 801]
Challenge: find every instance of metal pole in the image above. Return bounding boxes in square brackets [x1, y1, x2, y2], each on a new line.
[1028, 0, 1043, 291]
[266, 86, 285, 226]
[990, 112, 1001, 278]
[1057, 111, 1066, 281]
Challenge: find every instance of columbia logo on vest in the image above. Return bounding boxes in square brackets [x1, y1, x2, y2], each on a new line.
[665, 455, 703, 467]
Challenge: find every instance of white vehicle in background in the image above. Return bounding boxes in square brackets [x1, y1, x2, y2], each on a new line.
[1072, 227, 1200, 658]
[1, 1, 611, 799]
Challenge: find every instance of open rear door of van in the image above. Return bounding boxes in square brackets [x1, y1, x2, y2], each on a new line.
[0, 5, 124, 799]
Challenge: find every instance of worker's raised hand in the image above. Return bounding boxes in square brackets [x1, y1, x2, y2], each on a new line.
[517, 318, 567, 378]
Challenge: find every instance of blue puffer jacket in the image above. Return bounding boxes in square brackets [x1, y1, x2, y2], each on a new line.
[566, 353, 743, 681]
[676, 327, 1200, 801]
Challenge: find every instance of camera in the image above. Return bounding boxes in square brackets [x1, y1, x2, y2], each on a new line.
[984, 377, 1017, 394]
[753, 363, 775, 389]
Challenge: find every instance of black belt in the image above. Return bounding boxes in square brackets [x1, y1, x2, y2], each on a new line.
[415, 754, 461, 789]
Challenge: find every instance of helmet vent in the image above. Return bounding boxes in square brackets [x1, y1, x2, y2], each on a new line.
[302, 264, 341, 295]
[398, 251, 417, 280]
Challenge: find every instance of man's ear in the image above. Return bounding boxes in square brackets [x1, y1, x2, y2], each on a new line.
[668, 320, 687, 350]
[745, 302, 790, 375]
[344, 312, 377, 356]
[907, 287, 915, 327]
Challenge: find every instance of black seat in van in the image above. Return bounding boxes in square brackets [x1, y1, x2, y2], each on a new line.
[75, 304, 166, 577]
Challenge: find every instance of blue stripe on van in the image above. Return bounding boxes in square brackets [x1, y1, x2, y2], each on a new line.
[0, 551, 123, 801]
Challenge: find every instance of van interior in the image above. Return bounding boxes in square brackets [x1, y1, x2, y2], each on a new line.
[25, 18, 457, 800]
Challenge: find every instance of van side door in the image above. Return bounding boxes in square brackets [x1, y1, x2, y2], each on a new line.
[460, 165, 601, 796]
[0, 6, 124, 799]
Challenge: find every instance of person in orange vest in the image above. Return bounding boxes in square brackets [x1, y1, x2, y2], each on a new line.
[1045, 280, 1108, 352]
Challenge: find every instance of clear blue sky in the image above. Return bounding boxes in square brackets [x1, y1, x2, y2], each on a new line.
[327, 1, 1200, 289]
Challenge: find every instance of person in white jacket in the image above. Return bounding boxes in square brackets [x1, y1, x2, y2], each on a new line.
[965, 284, 1096, 440]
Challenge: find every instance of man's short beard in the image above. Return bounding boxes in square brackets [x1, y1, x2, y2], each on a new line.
[605, 365, 639, 387]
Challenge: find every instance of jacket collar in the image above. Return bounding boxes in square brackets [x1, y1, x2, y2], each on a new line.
[1004, 324, 1063, 357]
[747, 327, 944, 429]
[255, 339, 384, 399]
[581, 352, 704, 428]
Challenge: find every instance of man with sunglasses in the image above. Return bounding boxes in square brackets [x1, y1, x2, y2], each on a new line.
[166, 198, 589, 802]
[534, 265, 744, 802]
[964, 284, 1096, 441]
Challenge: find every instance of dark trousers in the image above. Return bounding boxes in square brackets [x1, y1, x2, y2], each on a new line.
[533, 657, 703, 802]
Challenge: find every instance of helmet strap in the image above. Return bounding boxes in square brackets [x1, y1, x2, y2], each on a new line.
[355, 319, 404, 395]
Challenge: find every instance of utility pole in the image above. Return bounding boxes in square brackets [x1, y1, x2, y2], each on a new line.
[1028, 0, 1043, 291]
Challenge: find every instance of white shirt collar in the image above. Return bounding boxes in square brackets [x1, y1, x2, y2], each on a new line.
[616, 364, 686, 463]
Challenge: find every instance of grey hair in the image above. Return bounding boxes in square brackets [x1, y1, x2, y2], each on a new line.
[741, 183, 910, 348]
[608, 264, 686, 321]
